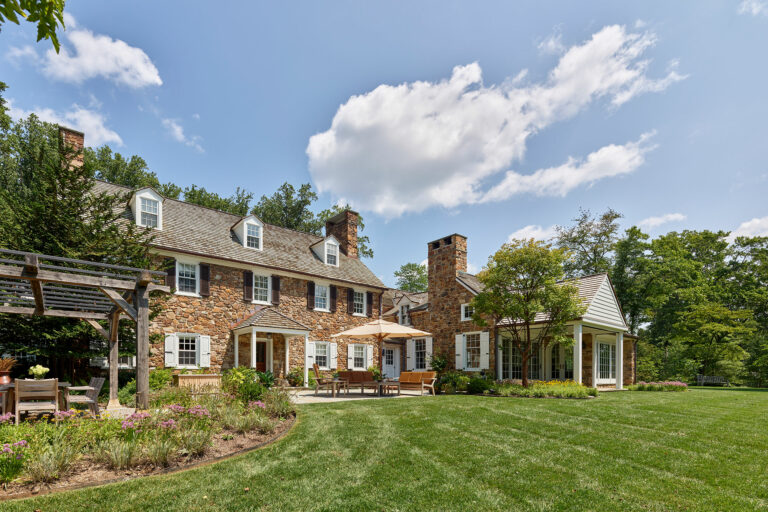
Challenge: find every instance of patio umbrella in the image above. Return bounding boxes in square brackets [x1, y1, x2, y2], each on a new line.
[331, 319, 431, 377]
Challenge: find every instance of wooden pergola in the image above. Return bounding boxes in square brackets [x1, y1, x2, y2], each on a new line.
[0, 248, 169, 409]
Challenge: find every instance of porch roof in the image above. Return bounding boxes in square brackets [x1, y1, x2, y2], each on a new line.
[230, 306, 310, 333]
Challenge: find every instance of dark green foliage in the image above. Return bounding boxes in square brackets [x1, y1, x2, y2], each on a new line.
[0, 0, 66, 52]
[222, 367, 267, 403]
[394, 262, 428, 292]
[181, 184, 252, 216]
[466, 374, 493, 394]
[251, 182, 321, 233]
[555, 208, 623, 277]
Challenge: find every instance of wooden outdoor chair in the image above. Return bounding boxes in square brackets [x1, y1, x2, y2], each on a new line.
[15, 378, 58, 425]
[313, 363, 337, 396]
[65, 377, 105, 417]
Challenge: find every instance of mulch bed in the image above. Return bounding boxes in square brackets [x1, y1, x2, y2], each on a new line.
[1, 414, 295, 501]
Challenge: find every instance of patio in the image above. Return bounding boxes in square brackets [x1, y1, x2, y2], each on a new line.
[290, 387, 426, 404]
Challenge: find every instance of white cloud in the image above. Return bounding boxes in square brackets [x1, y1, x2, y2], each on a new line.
[42, 17, 161, 88]
[5, 45, 39, 66]
[637, 212, 686, 230]
[162, 118, 203, 152]
[482, 132, 655, 202]
[307, 24, 684, 218]
[508, 224, 557, 242]
[728, 216, 768, 242]
[738, 0, 768, 16]
[7, 100, 122, 147]
[537, 29, 564, 55]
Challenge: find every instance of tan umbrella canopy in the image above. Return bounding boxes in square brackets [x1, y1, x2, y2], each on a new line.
[332, 319, 431, 377]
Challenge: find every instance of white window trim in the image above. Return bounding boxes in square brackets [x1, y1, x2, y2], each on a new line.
[252, 273, 272, 305]
[244, 221, 263, 251]
[461, 303, 474, 322]
[413, 337, 427, 371]
[350, 343, 367, 370]
[596, 339, 618, 385]
[175, 260, 200, 297]
[463, 331, 482, 372]
[352, 289, 366, 317]
[314, 282, 330, 313]
[325, 240, 339, 267]
[176, 333, 200, 369]
[399, 303, 411, 325]
[133, 189, 163, 230]
[314, 341, 331, 370]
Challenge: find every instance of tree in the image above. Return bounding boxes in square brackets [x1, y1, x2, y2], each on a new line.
[394, 262, 428, 292]
[182, 184, 252, 216]
[611, 226, 651, 333]
[83, 146, 182, 199]
[318, 203, 374, 258]
[471, 239, 586, 387]
[555, 208, 623, 277]
[0, 0, 66, 52]
[251, 182, 321, 233]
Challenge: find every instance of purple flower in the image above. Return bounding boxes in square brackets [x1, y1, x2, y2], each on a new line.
[248, 400, 266, 410]
[160, 419, 177, 429]
[0, 412, 12, 424]
[167, 404, 186, 413]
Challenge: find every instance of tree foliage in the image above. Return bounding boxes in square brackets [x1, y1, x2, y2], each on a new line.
[471, 239, 586, 387]
[394, 262, 428, 292]
[0, 0, 66, 52]
[182, 184, 252, 216]
[555, 208, 623, 277]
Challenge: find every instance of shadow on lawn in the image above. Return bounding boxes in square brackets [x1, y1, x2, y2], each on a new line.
[689, 386, 768, 392]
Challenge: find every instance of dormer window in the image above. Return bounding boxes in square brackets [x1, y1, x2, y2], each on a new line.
[246, 223, 261, 249]
[326, 241, 338, 266]
[140, 197, 159, 228]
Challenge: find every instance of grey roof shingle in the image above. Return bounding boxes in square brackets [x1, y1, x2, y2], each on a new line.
[231, 306, 310, 331]
[93, 181, 385, 289]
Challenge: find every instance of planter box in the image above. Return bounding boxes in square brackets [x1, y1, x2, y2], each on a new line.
[172, 374, 222, 393]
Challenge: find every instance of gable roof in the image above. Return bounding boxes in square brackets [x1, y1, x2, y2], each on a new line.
[382, 289, 429, 316]
[230, 306, 310, 332]
[94, 180, 385, 289]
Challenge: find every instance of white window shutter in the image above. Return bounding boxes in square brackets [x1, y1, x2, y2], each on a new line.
[132, 356, 137, 368]
[425, 337, 433, 369]
[366, 345, 374, 369]
[455, 334, 464, 371]
[307, 341, 315, 368]
[330, 343, 338, 369]
[199, 335, 211, 368]
[406, 339, 414, 371]
[164, 334, 178, 367]
[347, 344, 355, 369]
[479, 331, 490, 370]
[89, 357, 108, 368]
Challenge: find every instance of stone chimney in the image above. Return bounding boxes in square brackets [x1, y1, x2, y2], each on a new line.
[325, 209, 359, 259]
[427, 234, 468, 293]
[58, 126, 84, 168]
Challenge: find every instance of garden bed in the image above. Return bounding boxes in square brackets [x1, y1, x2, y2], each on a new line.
[1, 414, 294, 500]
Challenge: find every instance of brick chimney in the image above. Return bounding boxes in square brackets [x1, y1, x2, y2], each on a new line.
[58, 126, 84, 168]
[427, 234, 468, 293]
[325, 209, 359, 259]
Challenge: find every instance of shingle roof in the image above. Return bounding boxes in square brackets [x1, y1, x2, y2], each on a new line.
[230, 306, 310, 331]
[93, 181, 385, 289]
[382, 289, 428, 316]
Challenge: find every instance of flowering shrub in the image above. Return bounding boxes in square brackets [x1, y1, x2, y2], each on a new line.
[248, 400, 266, 410]
[0, 440, 27, 484]
[629, 381, 688, 392]
[28, 364, 50, 379]
[0, 412, 13, 425]
[490, 380, 598, 398]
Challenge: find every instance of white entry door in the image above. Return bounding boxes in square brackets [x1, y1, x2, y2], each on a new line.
[382, 347, 400, 379]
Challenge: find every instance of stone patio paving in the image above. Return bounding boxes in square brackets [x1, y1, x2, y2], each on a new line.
[290, 388, 428, 404]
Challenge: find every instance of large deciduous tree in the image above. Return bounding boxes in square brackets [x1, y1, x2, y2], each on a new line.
[394, 262, 428, 292]
[555, 208, 622, 277]
[471, 239, 585, 387]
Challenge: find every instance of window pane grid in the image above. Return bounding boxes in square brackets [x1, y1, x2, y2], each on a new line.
[462, 305, 473, 320]
[140, 198, 158, 228]
[178, 335, 197, 366]
[384, 348, 394, 366]
[415, 339, 426, 370]
[354, 345, 365, 369]
[465, 333, 481, 369]
[246, 224, 260, 249]
[254, 275, 269, 302]
[506, 341, 539, 380]
[599, 343, 615, 379]
[326, 244, 338, 265]
[315, 285, 328, 310]
[178, 263, 197, 293]
[353, 291, 364, 314]
[315, 342, 328, 368]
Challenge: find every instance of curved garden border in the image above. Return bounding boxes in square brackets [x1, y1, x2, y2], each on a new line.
[1, 414, 297, 502]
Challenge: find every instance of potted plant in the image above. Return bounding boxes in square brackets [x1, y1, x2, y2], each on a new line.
[0, 357, 16, 385]
[28, 364, 50, 380]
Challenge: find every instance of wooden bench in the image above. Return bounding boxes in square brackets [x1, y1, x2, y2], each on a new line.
[337, 371, 378, 395]
[399, 371, 437, 396]
[696, 375, 729, 387]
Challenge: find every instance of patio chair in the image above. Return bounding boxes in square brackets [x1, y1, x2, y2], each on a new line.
[15, 378, 58, 425]
[313, 364, 337, 396]
[65, 377, 105, 417]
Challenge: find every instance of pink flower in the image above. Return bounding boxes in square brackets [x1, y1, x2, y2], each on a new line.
[248, 400, 266, 410]
[160, 419, 177, 429]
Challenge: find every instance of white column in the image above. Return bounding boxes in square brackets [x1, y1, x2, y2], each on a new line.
[616, 332, 624, 390]
[592, 335, 599, 388]
[267, 335, 273, 373]
[573, 323, 582, 384]
[303, 333, 309, 387]
[250, 328, 256, 369]
[234, 333, 239, 368]
[285, 335, 290, 377]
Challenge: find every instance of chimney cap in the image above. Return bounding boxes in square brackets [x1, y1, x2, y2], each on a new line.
[325, 208, 359, 225]
[427, 233, 467, 247]
[58, 125, 85, 137]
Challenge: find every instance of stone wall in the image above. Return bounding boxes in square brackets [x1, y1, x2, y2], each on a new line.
[150, 258, 382, 375]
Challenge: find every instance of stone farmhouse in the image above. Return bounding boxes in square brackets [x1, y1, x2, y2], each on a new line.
[382, 234, 637, 388]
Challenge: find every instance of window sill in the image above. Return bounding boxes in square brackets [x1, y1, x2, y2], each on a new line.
[353, 313, 367, 318]
[175, 291, 200, 298]
[314, 308, 330, 313]
[252, 300, 272, 306]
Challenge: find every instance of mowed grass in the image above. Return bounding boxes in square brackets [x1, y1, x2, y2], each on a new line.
[6, 389, 768, 511]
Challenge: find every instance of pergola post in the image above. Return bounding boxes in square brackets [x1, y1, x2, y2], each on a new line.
[107, 311, 121, 409]
[135, 271, 151, 410]
[573, 323, 582, 384]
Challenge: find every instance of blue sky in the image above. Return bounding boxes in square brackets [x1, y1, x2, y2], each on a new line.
[2, 1, 768, 286]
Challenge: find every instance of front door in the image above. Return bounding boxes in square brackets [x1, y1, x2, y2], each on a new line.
[382, 347, 400, 379]
[255, 341, 267, 372]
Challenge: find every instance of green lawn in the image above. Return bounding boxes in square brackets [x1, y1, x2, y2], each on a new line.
[6, 389, 768, 511]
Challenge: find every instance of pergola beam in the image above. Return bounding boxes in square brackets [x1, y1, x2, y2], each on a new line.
[0, 264, 138, 291]
[100, 287, 137, 322]
[0, 305, 108, 320]
[85, 319, 109, 339]
[24, 254, 45, 315]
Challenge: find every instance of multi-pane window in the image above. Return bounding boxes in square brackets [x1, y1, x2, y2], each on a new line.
[246, 223, 261, 249]
[315, 285, 329, 310]
[178, 335, 197, 367]
[353, 291, 365, 315]
[414, 338, 426, 370]
[315, 342, 328, 369]
[254, 274, 269, 303]
[551, 346, 560, 380]
[461, 304, 474, 321]
[384, 348, 394, 366]
[399, 304, 410, 325]
[177, 263, 197, 294]
[505, 341, 540, 380]
[354, 345, 365, 369]
[599, 343, 616, 380]
[465, 333, 481, 370]
[326, 243, 338, 266]
[564, 345, 574, 380]
[140, 197, 159, 228]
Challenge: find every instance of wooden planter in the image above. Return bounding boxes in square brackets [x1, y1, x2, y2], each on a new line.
[172, 374, 222, 394]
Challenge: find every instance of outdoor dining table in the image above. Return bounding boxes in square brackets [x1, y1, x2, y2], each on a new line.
[377, 379, 400, 396]
[0, 381, 71, 414]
